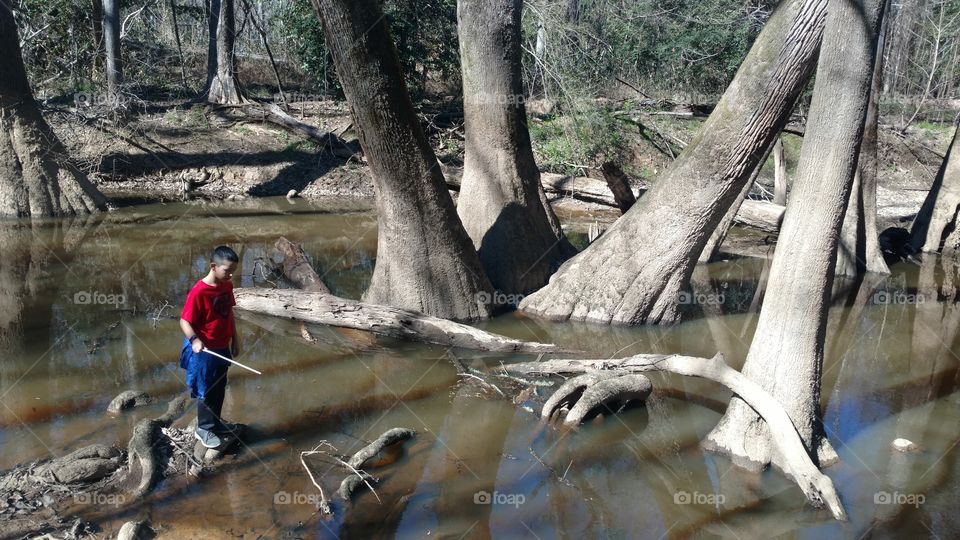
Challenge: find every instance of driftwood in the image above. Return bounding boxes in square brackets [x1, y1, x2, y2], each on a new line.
[270, 237, 330, 293]
[563, 374, 652, 426]
[504, 353, 847, 521]
[235, 288, 563, 353]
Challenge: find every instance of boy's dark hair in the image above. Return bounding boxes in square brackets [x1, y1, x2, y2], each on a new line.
[212, 245, 239, 264]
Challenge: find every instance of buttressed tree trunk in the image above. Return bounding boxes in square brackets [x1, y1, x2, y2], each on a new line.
[0, 4, 107, 217]
[909, 120, 960, 253]
[102, 0, 122, 94]
[455, 0, 573, 296]
[206, 0, 244, 104]
[312, 0, 494, 320]
[519, 0, 829, 325]
[835, 5, 890, 277]
[704, 0, 886, 471]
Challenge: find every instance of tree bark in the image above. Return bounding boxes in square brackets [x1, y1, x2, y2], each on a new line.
[455, 0, 573, 297]
[206, 0, 244, 104]
[835, 9, 891, 277]
[908, 120, 960, 253]
[103, 0, 123, 94]
[519, 0, 829, 325]
[0, 5, 107, 217]
[312, 0, 494, 320]
[704, 0, 886, 471]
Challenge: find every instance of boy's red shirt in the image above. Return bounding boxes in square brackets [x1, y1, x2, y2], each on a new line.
[181, 279, 236, 349]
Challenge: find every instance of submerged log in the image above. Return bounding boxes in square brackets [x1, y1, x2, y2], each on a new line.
[337, 427, 416, 500]
[234, 288, 564, 353]
[504, 353, 847, 521]
[541, 372, 619, 420]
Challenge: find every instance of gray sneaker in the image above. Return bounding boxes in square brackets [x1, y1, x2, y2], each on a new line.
[195, 427, 222, 449]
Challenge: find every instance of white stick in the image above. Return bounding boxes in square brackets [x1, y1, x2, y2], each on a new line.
[202, 347, 262, 375]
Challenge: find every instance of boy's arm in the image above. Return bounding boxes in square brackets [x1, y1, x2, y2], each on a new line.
[180, 318, 204, 353]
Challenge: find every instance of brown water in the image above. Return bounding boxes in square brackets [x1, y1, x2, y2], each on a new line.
[1, 197, 959, 539]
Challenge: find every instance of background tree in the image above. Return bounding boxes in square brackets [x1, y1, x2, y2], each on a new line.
[455, 0, 573, 296]
[311, 0, 494, 320]
[206, 0, 244, 103]
[103, 0, 122, 94]
[705, 0, 886, 470]
[909, 119, 960, 252]
[518, 0, 829, 325]
[0, 3, 107, 217]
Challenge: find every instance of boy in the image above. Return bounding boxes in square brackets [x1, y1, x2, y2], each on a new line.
[179, 245, 241, 449]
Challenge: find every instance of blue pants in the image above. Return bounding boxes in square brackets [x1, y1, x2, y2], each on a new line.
[179, 338, 231, 431]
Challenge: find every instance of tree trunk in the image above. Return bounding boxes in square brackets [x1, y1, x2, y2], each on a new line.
[103, 0, 122, 94]
[519, 0, 828, 325]
[0, 5, 107, 217]
[311, 0, 494, 320]
[835, 6, 890, 277]
[704, 0, 886, 472]
[455, 0, 573, 297]
[773, 137, 788, 205]
[206, 0, 244, 104]
[908, 120, 960, 253]
[91, 0, 104, 81]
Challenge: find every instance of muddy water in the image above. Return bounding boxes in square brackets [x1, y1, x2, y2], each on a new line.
[1, 197, 959, 539]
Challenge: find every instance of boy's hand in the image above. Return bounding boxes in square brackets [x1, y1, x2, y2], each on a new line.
[231, 340, 240, 357]
[192, 339, 204, 354]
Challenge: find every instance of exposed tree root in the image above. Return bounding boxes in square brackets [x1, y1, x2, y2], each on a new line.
[126, 394, 191, 499]
[563, 374, 653, 426]
[504, 353, 847, 521]
[541, 372, 619, 421]
[334, 428, 416, 501]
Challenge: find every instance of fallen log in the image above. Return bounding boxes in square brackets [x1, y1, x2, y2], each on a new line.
[234, 288, 564, 353]
[241, 102, 358, 158]
[270, 237, 331, 293]
[734, 200, 785, 234]
[503, 353, 847, 521]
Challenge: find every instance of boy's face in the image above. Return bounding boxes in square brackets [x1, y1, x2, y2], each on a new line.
[211, 261, 237, 283]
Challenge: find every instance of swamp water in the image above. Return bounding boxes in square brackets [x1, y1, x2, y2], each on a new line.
[1, 197, 958, 539]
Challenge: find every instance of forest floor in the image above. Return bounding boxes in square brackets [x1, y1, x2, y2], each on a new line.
[47, 97, 956, 234]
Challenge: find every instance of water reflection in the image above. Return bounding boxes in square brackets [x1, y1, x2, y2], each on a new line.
[1, 199, 960, 538]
